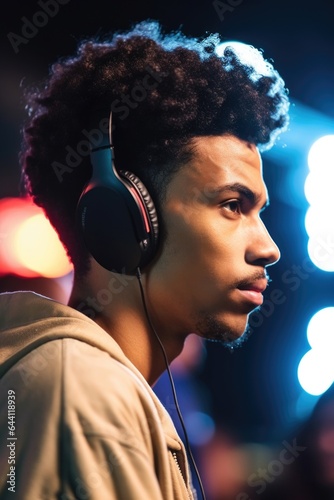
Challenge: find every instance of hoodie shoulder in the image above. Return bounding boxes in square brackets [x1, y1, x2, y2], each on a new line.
[0, 291, 126, 378]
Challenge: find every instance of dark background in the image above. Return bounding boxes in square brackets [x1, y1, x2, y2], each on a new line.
[1, 0, 334, 444]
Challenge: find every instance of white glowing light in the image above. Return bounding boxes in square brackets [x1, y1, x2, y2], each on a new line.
[298, 308, 334, 395]
[307, 234, 334, 272]
[308, 134, 334, 171]
[298, 348, 334, 396]
[215, 41, 272, 79]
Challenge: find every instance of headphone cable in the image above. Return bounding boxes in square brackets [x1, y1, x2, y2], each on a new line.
[136, 267, 206, 500]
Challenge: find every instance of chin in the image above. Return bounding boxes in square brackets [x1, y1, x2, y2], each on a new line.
[195, 313, 251, 348]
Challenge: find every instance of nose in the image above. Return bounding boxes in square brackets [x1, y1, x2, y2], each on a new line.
[246, 218, 280, 267]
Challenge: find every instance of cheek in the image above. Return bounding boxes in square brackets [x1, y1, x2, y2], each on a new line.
[156, 209, 245, 284]
[151, 225, 208, 301]
[159, 216, 203, 262]
[157, 230, 232, 298]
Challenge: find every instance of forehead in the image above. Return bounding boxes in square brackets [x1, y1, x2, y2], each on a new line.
[166, 134, 266, 201]
[183, 135, 264, 191]
[165, 135, 268, 211]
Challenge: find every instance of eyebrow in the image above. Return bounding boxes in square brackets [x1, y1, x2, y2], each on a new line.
[211, 182, 269, 210]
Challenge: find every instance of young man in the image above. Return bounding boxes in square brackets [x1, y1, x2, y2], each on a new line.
[0, 21, 289, 499]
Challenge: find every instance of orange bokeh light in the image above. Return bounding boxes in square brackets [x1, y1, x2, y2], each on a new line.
[0, 197, 73, 278]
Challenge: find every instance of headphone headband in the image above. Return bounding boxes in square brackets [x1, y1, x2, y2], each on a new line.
[76, 108, 159, 274]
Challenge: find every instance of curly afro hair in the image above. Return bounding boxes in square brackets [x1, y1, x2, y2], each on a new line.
[21, 20, 290, 277]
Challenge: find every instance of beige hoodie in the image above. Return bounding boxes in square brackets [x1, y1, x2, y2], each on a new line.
[0, 291, 195, 499]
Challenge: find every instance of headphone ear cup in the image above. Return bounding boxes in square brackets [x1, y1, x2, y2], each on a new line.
[76, 109, 159, 274]
[77, 182, 147, 274]
[120, 170, 159, 247]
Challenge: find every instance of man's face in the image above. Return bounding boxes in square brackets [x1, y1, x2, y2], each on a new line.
[148, 135, 280, 346]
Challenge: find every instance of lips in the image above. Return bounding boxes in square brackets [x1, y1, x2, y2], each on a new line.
[237, 280, 268, 307]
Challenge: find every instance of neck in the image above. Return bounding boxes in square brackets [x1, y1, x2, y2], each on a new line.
[68, 263, 185, 385]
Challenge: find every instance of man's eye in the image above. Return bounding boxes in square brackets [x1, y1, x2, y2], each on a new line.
[222, 200, 241, 213]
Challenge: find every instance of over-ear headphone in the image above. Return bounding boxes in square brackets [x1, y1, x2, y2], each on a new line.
[76, 109, 159, 274]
